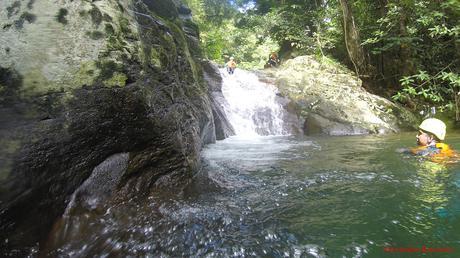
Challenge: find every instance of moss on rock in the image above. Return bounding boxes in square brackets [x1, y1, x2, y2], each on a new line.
[104, 23, 115, 35]
[74, 59, 127, 88]
[56, 8, 68, 24]
[149, 48, 162, 68]
[14, 12, 37, 29]
[103, 72, 127, 87]
[22, 69, 51, 96]
[118, 16, 132, 36]
[166, 20, 199, 82]
[7, 1, 21, 18]
[96, 60, 120, 80]
[74, 61, 99, 86]
[0, 66, 22, 103]
[89, 6, 103, 26]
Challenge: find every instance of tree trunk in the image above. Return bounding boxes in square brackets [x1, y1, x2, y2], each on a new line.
[339, 0, 367, 77]
[398, 9, 415, 76]
[315, 0, 325, 58]
[377, 0, 388, 78]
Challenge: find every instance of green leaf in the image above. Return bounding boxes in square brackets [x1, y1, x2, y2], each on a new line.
[415, 71, 430, 81]
[400, 76, 414, 87]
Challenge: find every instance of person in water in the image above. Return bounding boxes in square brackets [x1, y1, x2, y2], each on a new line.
[410, 118, 457, 162]
[226, 57, 237, 74]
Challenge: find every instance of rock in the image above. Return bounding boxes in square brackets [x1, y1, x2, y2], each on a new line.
[263, 56, 418, 135]
[65, 153, 130, 214]
[254, 71, 304, 135]
[274, 92, 304, 135]
[202, 61, 236, 140]
[305, 113, 370, 135]
[42, 154, 129, 251]
[0, 0, 223, 254]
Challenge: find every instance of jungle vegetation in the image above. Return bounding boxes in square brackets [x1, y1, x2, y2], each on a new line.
[184, 0, 460, 120]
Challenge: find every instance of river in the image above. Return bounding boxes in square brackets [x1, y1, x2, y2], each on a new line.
[43, 69, 460, 257]
[44, 133, 460, 257]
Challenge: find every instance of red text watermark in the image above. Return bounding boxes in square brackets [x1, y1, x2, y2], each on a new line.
[384, 246, 454, 253]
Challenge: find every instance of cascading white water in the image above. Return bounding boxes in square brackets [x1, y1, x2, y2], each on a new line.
[220, 69, 288, 136]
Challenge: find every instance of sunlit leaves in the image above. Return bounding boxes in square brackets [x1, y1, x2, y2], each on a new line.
[400, 76, 415, 87]
[440, 72, 460, 88]
[415, 71, 430, 82]
[355, 0, 459, 115]
[394, 69, 460, 113]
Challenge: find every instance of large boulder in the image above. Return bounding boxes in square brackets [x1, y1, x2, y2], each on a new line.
[263, 56, 418, 135]
[0, 0, 218, 254]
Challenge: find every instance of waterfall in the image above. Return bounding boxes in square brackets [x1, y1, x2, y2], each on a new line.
[219, 69, 296, 136]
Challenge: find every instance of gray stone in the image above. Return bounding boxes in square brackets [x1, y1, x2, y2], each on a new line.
[263, 56, 418, 135]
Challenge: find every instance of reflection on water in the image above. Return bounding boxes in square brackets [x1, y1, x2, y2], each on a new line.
[43, 133, 460, 257]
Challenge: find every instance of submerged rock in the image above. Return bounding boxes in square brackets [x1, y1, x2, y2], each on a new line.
[0, 0, 223, 254]
[263, 56, 418, 135]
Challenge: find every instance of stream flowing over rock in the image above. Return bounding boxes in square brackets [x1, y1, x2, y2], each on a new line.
[219, 69, 302, 136]
[0, 0, 227, 254]
[262, 56, 418, 135]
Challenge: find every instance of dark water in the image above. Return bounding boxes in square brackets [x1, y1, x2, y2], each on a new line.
[45, 133, 460, 257]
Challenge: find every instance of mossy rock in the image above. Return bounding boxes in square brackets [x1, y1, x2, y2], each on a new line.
[144, 0, 178, 19]
[86, 30, 105, 40]
[104, 23, 115, 35]
[56, 8, 69, 24]
[89, 5, 103, 26]
[103, 72, 127, 87]
[149, 48, 162, 68]
[74, 61, 99, 86]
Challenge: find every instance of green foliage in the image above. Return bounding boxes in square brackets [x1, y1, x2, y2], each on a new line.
[352, 0, 459, 118]
[262, 4, 316, 51]
[185, 0, 280, 68]
[393, 69, 460, 113]
[185, 0, 343, 68]
[185, 0, 459, 120]
[236, 0, 344, 58]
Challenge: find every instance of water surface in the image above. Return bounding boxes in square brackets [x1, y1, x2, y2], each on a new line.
[46, 132, 460, 257]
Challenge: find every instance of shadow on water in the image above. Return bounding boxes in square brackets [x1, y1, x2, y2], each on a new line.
[43, 133, 460, 257]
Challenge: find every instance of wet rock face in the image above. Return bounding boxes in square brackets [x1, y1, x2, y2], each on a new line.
[202, 61, 235, 140]
[264, 56, 418, 135]
[0, 0, 217, 254]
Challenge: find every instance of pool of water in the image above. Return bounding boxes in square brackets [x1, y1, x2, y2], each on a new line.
[44, 132, 460, 257]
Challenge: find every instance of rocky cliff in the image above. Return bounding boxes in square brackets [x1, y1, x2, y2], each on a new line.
[262, 56, 418, 135]
[0, 0, 228, 254]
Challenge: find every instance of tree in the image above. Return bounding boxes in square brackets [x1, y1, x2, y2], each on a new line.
[338, 0, 368, 77]
[185, 0, 460, 120]
[364, 0, 460, 117]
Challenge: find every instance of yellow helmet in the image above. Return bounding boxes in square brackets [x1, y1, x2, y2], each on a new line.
[419, 118, 446, 141]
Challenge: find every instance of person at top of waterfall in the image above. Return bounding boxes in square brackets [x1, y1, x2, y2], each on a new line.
[226, 57, 237, 75]
[409, 118, 457, 163]
[265, 52, 280, 68]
